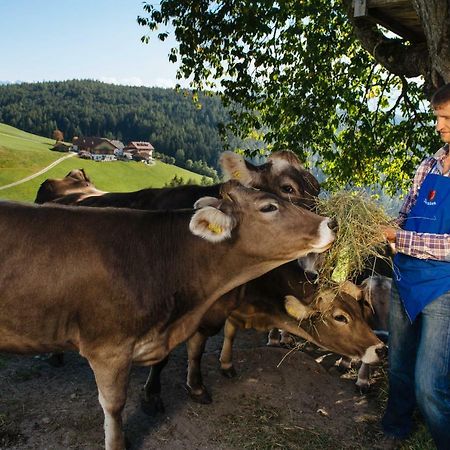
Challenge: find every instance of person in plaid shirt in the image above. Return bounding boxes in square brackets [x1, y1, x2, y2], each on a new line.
[380, 83, 450, 450]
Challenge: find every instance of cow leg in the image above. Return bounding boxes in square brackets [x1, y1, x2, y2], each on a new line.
[267, 328, 281, 346]
[141, 356, 169, 416]
[88, 353, 131, 450]
[355, 363, 371, 392]
[219, 319, 238, 378]
[186, 332, 212, 404]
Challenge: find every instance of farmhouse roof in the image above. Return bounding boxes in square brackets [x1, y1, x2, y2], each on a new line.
[110, 140, 124, 149]
[76, 137, 124, 150]
[125, 141, 155, 151]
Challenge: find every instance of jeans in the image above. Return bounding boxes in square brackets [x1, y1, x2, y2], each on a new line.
[382, 285, 450, 450]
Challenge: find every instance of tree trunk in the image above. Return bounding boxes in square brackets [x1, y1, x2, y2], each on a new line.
[343, 0, 450, 95]
[412, 0, 450, 86]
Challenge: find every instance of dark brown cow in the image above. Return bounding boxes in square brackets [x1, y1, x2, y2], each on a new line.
[34, 168, 105, 204]
[0, 182, 334, 450]
[143, 262, 386, 411]
[34, 150, 320, 210]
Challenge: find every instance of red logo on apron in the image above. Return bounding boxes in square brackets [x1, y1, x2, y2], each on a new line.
[428, 190, 436, 201]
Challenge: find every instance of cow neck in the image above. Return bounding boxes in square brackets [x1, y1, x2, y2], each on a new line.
[164, 254, 296, 355]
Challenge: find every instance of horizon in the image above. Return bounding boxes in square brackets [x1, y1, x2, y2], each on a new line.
[0, 0, 184, 89]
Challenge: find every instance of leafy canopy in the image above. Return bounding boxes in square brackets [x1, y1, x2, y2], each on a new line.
[139, 0, 441, 194]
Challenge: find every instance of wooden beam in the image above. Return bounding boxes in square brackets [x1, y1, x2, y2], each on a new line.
[367, 0, 410, 7]
[354, 0, 368, 18]
[368, 9, 425, 42]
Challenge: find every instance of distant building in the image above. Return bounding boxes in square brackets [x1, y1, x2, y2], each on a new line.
[72, 137, 124, 162]
[124, 141, 154, 163]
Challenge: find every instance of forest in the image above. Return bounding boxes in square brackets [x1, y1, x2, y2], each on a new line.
[0, 80, 231, 169]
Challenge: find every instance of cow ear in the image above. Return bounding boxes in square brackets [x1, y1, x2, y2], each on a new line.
[189, 206, 237, 242]
[359, 278, 375, 313]
[193, 196, 222, 209]
[219, 151, 254, 186]
[284, 295, 313, 321]
[339, 281, 363, 301]
[268, 150, 304, 171]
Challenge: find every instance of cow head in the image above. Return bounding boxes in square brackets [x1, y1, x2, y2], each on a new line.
[34, 169, 104, 204]
[359, 275, 391, 338]
[282, 283, 385, 364]
[190, 180, 334, 261]
[220, 150, 320, 210]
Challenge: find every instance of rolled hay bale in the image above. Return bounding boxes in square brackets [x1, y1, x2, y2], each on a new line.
[314, 190, 396, 294]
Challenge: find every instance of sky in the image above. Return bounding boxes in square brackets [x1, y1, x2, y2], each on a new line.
[0, 0, 183, 88]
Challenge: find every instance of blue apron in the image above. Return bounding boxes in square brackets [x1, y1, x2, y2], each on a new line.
[394, 171, 450, 321]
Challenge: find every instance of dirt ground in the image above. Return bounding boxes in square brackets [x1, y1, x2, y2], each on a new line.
[0, 330, 388, 450]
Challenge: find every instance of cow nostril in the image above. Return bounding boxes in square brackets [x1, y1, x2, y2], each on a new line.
[328, 219, 338, 232]
[375, 346, 388, 359]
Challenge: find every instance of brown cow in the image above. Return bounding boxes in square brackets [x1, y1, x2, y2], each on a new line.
[0, 181, 334, 450]
[34, 168, 105, 203]
[142, 262, 386, 411]
[34, 150, 320, 210]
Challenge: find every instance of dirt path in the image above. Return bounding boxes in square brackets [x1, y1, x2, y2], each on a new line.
[0, 331, 386, 450]
[0, 152, 75, 191]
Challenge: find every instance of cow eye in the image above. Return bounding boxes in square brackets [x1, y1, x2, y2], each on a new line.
[334, 314, 349, 324]
[281, 185, 295, 194]
[260, 203, 278, 213]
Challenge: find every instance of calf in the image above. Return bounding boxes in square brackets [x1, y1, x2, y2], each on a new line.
[0, 181, 334, 450]
[142, 263, 385, 411]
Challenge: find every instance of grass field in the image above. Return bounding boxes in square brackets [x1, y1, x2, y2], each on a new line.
[0, 123, 207, 202]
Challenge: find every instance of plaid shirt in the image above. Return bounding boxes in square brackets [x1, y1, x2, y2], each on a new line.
[396, 143, 450, 261]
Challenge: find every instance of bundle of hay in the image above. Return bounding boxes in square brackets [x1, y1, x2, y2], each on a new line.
[314, 190, 395, 293]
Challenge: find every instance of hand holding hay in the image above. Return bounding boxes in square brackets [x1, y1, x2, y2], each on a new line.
[315, 191, 397, 290]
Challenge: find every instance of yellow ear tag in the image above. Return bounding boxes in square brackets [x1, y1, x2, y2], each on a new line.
[232, 170, 241, 179]
[285, 297, 301, 318]
[285, 302, 298, 318]
[207, 223, 223, 234]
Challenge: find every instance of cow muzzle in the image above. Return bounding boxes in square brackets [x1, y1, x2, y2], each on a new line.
[311, 218, 335, 252]
[361, 342, 387, 365]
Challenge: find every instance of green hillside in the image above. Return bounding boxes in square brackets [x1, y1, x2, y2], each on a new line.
[0, 123, 207, 203]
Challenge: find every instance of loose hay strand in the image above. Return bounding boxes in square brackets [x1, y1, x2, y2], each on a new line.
[315, 190, 396, 292]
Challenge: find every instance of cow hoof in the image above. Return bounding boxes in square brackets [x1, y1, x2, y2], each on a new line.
[189, 388, 212, 404]
[140, 393, 165, 416]
[220, 366, 237, 378]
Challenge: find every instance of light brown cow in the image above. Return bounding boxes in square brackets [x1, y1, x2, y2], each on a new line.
[220, 279, 386, 377]
[142, 262, 386, 411]
[0, 181, 334, 450]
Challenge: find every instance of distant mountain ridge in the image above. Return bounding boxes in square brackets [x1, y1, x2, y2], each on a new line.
[0, 80, 231, 168]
